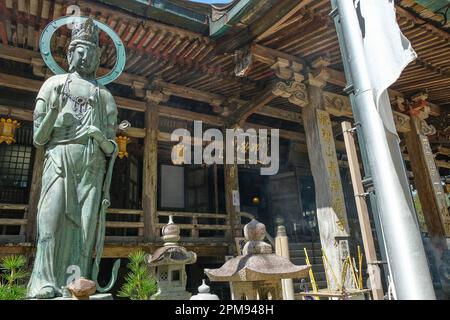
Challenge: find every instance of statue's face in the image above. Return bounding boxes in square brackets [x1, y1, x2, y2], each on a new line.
[69, 43, 99, 76]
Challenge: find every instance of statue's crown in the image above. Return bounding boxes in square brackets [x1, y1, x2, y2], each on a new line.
[71, 18, 99, 46]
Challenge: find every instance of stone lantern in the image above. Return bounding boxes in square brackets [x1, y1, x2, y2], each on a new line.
[190, 279, 219, 300]
[146, 216, 197, 300]
[205, 219, 311, 300]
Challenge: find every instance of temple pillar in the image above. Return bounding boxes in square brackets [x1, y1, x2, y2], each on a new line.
[142, 90, 165, 242]
[302, 70, 352, 291]
[405, 115, 450, 248]
[224, 161, 240, 245]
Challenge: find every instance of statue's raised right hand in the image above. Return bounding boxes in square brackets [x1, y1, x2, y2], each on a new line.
[49, 85, 63, 111]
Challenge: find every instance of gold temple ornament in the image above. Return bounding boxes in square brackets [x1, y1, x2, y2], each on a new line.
[172, 143, 185, 165]
[116, 135, 130, 159]
[0, 118, 21, 145]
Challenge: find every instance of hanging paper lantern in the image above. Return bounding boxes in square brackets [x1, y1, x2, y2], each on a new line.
[116, 135, 130, 159]
[0, 118, 21, 145]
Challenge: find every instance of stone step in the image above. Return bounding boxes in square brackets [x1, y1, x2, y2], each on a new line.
[289, 261, 325, 272]
[289, 249, 322, 258]
[288, 243, 321, 251]
[291, 259, 325, 274]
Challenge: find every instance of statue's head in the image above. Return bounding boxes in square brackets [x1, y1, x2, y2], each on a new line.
[67, 18, 101, 78]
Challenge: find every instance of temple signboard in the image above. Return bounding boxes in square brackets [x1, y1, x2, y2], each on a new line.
[316, 109, 349, 236]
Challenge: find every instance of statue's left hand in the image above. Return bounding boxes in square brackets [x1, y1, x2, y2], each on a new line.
[86, 125, 106, 142]
[86, 125, 114, 155]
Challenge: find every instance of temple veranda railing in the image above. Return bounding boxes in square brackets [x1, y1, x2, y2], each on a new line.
[0, 203, 252, 244]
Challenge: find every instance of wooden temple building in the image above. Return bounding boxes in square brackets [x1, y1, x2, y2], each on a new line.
[0, 0, 449, 298]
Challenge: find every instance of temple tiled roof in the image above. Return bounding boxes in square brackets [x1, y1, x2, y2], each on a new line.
[400, 0, 450, 30]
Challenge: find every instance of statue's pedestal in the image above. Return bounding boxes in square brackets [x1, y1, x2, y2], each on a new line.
[29, 294, 113, 300]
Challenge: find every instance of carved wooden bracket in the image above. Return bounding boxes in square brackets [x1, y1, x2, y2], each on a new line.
[234, 46, 253, 77]
[395, 96, 407, 112]
[306, 57, 330, 88]
[393, 111, 411, 133]
[323, 91, 352, 117]
[418, 119, 437, 136]
[132, 80, 147, 99]
[145, 87, 169, 104]
[270, 57, 304, 82]
[211, 99, 227, 115]
[427, 109, 450, 142]
[408, 92, 430, 120]
[272, 80, 308, 107]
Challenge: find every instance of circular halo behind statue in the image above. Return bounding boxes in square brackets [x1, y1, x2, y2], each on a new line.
[39, 16, 126, 85]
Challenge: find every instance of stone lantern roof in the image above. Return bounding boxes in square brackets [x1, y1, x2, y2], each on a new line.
[146, 215, 197, 266]
[205, 219, 310, 282]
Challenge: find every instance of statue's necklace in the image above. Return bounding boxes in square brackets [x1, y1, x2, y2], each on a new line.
[62, 74, 98, 120]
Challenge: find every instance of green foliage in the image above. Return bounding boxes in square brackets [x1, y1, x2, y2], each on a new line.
[117, 250, 158, 300]
[0, 255, 29, 300]
[0, 284, 27, 300]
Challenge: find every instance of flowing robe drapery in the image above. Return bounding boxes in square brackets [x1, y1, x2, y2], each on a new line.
[27, 74, 117, 298]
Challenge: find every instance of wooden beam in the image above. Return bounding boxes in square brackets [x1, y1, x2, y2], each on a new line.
[242, 121, 347, 152]
[0, 69, 301, 129]
[106, 221, 144, 229]
[227, 88, 276, 125]
[1, 36, 258, 94]
[0, 44, 148, 87]
[246, 45, 411, 125]
[142, 100, 159, 242]
[437, 147, 450, 157]
[326, 68, 347, 87]
[246, 44, 444, 119]
[0, 72, 41, 91]
[0, 243, 229, 258]
[404, 154, 450, 170]
[324, 68, 441, 117]
[0, 204, 28, 210]
[0, 41, 339, 125]
[257, 105, 301, 122]
[251, 43, 305, 66]
[114, 96, 146, 112]
[0, 72, 399, 151]
[342, 121, 384, 300]
[0, 219, 28, 226]
[256, 0, 315, 41]
[159, 104, 223, 127]
[435, 160, 450, 170]
[212, 0, 314, 56]
[153, 79, 224, 106]
[0, 105, 33, 120]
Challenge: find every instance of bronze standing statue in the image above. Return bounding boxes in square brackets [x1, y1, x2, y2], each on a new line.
[28, 18, 119, 299]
